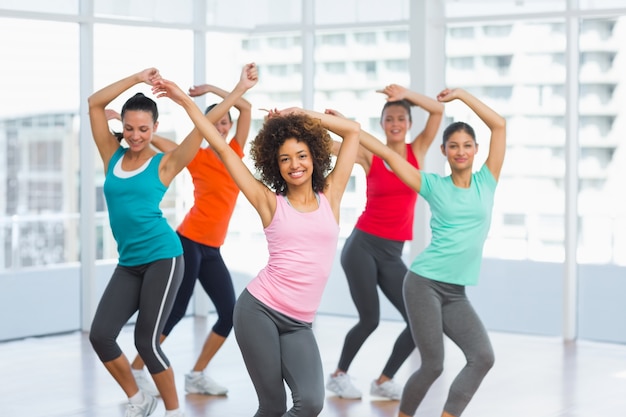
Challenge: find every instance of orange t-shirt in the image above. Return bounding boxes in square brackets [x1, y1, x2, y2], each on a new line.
[177, 140, 243, 247]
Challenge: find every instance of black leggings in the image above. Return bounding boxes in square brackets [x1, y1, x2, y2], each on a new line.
[162, 233, 236, 337]
[89, 256, 184, 373]
[337, 228, 414, 378]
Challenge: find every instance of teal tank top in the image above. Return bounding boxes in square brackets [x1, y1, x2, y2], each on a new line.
[103, 147, 183, 266]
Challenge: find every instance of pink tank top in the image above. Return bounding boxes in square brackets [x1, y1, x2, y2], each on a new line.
[246, 193, 339, 322]
[355, 144, 419, 241]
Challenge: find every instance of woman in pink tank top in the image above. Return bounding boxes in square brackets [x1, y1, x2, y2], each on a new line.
[153, 66, 361, 417]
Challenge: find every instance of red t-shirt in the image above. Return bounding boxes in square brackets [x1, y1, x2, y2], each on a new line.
[177, 140, 243, 247]
[355, 144, 419, 241]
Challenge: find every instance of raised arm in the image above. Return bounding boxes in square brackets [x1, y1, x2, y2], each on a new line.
[324, 108, 370, 171]
[377, 84, 444, 166]
[189, 83, 253, 149]
[302, 109, 360, 216]
[152, 64, 268, 210]
[88, 68, 160, 169]
[357, 128, 423, 193]
[155, 64, 258, 186]
[437, 88, 506, 181]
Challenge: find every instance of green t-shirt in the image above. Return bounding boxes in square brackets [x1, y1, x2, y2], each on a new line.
[410, 164, 497, 286]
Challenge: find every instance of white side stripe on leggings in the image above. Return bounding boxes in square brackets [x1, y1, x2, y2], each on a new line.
[151, 256, 177, 370]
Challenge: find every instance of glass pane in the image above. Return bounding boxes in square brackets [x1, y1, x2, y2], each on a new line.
[0, 18, 79, 269]
[446, 19, 566, 262]
[213, 30, 303, 276]
[444, 0, 565, 18]
[94, 0, 193, 24]
[93, 24, 194, 261]
[580, 0, 626, 9]
[315, 0, 409, 24]
[206, 0, 301, 29]
[577, 17, 625, 265]
[314, 26, 410, 245]
[0, 0, 77, 14]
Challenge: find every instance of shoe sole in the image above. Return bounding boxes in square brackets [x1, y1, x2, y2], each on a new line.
[185, 388, 228, 396]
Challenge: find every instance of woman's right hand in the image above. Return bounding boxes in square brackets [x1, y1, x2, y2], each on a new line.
[151, 78, 189, 106]
[139, 68, 161, 86]
[437, 88, 463, 103]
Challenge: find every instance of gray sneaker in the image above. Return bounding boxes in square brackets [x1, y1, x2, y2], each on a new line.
[185, 372, 228, 396]
[325, 373, 362, 399]
[370, 379, 402, 400]
[125, 392, 157, 417]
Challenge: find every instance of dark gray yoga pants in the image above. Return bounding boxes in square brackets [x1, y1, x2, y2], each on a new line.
[400, 271, 494, 417]
[233, 289, 324, 417]
[89, 256, 184, 374]
[338, 228, 414, 378]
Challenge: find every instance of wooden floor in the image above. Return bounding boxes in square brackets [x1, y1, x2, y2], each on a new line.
[3, 314, 626, 417]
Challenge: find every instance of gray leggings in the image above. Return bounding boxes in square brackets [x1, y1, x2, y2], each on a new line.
[338, 228, 414, 378]
[401, 272, 495, 417]
[89, 256, 184, 374]
[233, 289, 324, 417]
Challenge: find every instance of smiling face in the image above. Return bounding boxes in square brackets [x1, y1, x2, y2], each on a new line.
[441, 130, 478, 172]
[277, 137, 313, 187]
[380, 102, 412, 144]
[122, 110, 158, 152]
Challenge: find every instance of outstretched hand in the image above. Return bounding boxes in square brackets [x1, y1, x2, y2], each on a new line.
[376, 84, 407, 102]
[437, 88, 462, 103]
[151, 78, 189, 105]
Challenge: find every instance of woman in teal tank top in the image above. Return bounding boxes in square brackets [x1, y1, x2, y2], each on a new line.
[357, 88, 507, 417]
[87, 68, 208, 417]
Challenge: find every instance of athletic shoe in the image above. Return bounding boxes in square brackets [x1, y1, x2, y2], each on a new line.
[162, 410, 184, 417]
[132, 369, 160, 397]
[125, 392, 158, 417]
[185, 372, 228, 396]
[370, 379, 402, 400]
[325, 373, 362, 399]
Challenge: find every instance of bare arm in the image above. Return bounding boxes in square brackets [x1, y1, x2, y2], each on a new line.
[357, 127, 423, 193]
[152, 64, 271, 221]
[88, 68, 160, 171]
[326, 109, 371, 170]
[378, 84, 444, 166]
[155, 64, 258, 186]
[306, 110, 360, 219]
[437, 88, 506, 181]
[189, 83, 253, 149]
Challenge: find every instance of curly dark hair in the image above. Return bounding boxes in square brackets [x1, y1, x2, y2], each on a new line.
[250, 113, 333, 195]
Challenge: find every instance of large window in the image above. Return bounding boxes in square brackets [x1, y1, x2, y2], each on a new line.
[577, 17, 625, 265]
[0, 18, 79, 268]
[446, 19, 567, 263]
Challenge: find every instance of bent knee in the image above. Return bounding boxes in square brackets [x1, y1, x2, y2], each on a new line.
[295, 395, 324, 417]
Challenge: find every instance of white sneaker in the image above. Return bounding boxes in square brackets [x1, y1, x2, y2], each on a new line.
[325, 373, 362, 399]
[132, 369, 160, 397]
[185, 372, 228, 396]
[370, 379, 402, 400]
[163, 410, 184, 417]
[125, 392, 158, 417]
